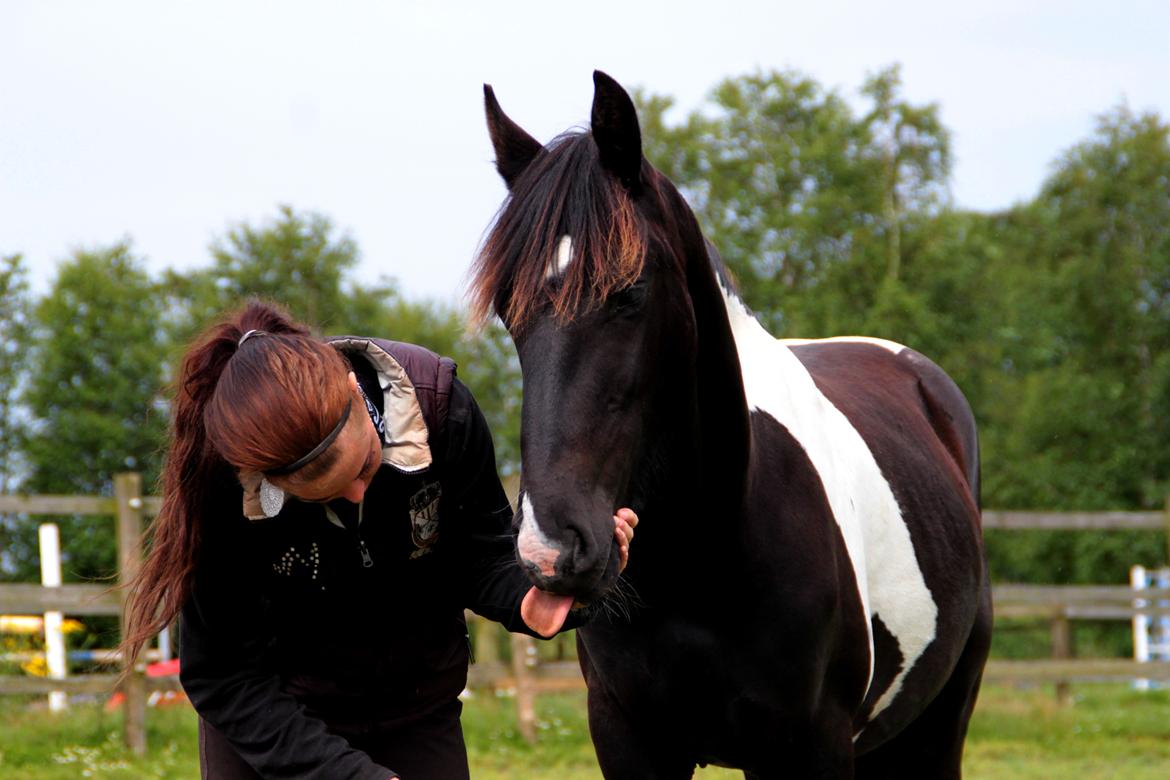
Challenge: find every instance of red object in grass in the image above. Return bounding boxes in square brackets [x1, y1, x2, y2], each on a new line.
[146, 658, 180, 678]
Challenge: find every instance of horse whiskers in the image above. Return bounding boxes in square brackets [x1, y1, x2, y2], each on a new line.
[576, 575, 642, 625]
[482, 554, 524, 577]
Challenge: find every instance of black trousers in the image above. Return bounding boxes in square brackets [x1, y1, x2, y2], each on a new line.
[198, 700, 470, 780]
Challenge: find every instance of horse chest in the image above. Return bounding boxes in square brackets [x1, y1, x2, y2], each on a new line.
[585, 617, 781, 714]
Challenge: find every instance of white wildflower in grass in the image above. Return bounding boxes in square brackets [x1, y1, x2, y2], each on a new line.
[52, 732, 131, 777]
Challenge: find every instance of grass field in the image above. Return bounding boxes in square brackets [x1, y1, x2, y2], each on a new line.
[1, 684, 1168, 778]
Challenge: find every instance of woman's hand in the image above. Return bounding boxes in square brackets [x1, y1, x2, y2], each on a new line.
[614, 508, 638, 572]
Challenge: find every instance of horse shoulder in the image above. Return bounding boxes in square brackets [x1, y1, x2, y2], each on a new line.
[778, 337, 984, 732]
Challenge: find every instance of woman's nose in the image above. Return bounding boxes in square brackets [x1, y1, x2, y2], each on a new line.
[341, 480, 367, 504]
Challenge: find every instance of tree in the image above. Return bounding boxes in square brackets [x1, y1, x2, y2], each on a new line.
[454, 321, 522, 476]
[982, 106, 1170, 513]
[969, 107, 1170, 591]
[0, 254, 33, 580]
[167, 205, 363, 338]
[17, 243, 168, 581]
[0, 253, 30, 494]
[637, 66, 953, 340]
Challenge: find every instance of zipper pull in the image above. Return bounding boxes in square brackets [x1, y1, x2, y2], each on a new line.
[358, 539, 374, 568]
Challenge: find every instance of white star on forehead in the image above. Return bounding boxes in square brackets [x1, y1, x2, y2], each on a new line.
[547, 235, 573, 280]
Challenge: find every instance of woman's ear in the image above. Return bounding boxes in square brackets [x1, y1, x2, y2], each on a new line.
[347, 371, 359, 392]
[240, 470, 287, 520]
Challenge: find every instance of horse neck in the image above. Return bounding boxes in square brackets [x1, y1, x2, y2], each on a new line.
[686, 240, 752, 504]
[630, 251, 754, 599]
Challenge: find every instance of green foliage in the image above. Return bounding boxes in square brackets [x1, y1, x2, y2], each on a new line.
[638, 65, 951, 340]
[14, 244, 168, 581]
[990, 108, 1170, 511]
[0, 254, 31, 493]
[166, 204, 364, 338]
[454, 321, 522, 475]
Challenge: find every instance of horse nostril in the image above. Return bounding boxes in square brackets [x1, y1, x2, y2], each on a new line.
[521, 558, 547, 584]
[565, 525, 596, 575]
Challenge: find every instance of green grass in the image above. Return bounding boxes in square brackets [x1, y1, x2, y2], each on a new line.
[1, 684, 1169, 778]
[964, 685, 1170, 780]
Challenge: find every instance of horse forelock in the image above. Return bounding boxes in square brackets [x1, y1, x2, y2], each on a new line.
[471, 131, 648, 331]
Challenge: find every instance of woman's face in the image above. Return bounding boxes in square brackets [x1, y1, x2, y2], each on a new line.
[272, 373, 383, 505]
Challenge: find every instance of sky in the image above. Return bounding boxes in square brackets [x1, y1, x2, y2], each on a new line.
[4, 0, 1169, 306]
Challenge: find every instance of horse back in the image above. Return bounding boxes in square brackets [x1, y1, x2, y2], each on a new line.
[784, 338, 979, 507]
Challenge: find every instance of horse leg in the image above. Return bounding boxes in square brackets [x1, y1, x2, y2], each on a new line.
[744, 705, 856, 780]
[854, 598, 993, 780]
[586, 686, 696, 780]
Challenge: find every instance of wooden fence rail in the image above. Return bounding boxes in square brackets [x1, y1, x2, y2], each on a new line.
[0, 583, 121, 615]
[981, 509, 1169, 531]
[0, 494, 162, 517]
[993, 584, 1170, 619]
[4, 484, 1170, 750]
[985, 658, 1170, 683]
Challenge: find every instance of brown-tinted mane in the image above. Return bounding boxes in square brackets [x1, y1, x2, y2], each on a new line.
[471, 131, 646, 329]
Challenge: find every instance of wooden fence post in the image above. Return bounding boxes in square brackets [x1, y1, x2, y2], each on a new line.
[1163, 497, 1170, 566]
[475, 618, 500, 667]
[511, 633, 537, 744]
[115, 472, 147, 756]
[1051, 609, 1072, 706]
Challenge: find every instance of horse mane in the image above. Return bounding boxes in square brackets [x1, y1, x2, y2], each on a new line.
[470, 131, 647, 330]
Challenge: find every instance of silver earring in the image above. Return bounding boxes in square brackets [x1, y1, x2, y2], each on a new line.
[259, 478, 286, 518]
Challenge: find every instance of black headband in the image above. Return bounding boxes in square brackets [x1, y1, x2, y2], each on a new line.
[264, 401, 352, 476]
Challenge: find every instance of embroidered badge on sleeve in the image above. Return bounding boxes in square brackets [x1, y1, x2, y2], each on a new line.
[408, 482, 442, 559]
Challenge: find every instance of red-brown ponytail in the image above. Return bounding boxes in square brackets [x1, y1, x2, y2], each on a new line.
[119, 300, 349, 670]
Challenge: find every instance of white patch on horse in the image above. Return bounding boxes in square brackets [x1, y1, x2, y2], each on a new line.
[547, 235, 573, 280]
[781, 336, 906, 354]
[518, 492, 562, 577]
[719, 283, 937, 735]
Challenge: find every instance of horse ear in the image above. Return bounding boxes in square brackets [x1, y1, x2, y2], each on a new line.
[590, 70, 643, 190]
[484, 84, 543, 189]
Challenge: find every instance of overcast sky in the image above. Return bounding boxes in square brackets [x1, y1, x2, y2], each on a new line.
[4, 1, 1168, 306]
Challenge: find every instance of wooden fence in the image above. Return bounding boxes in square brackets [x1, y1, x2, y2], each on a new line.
[983, 506, 1170, 700]
[0, 475, 163, 754]
[3, 481, 1170, 751]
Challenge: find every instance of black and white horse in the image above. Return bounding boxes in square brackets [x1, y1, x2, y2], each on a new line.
[472, 71, 991, 780]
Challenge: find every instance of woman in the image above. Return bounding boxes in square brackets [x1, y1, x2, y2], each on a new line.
[121, 300, 637, 779]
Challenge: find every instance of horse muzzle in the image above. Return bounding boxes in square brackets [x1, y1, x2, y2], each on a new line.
[516, 492, 618, 603]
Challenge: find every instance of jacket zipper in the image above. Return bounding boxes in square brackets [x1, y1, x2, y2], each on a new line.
[324, 501, 374, 569]
[355, 500, 373, 568]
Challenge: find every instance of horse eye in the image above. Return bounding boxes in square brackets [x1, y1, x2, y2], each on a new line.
[610, 282, 648, 313]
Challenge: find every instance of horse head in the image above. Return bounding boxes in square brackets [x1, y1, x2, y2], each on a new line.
[474, 72, 749, 606]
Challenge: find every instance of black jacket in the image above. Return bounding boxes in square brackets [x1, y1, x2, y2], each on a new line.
[179, 338, 545, 779]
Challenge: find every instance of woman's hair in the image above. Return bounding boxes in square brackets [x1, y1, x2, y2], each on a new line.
[119, 300, 350, 670]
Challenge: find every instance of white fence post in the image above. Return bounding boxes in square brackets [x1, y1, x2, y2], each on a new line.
[1155, 569, 1170, 673]
[38, 523, 67, 711]
[158, 624, 172, 662]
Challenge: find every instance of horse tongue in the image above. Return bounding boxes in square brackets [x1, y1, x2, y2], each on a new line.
[521, 587, 574, 638]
